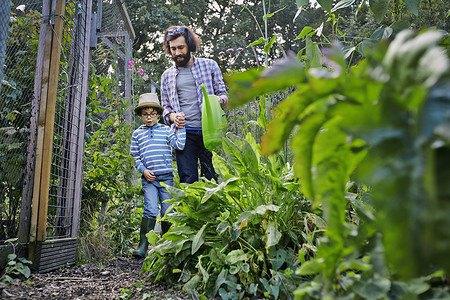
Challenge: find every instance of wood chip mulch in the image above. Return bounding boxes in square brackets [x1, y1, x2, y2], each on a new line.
[1, 257, 189, 299]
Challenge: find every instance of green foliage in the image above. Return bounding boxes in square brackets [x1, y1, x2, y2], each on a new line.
[141, 132, 323, 299]
[118, 280, 146, 299]
[0, 254, 32, 287]
[226, 29, 450, 298]
[126, 0, 311, 82]
[0, 6, 40, 242]
[80, 67, 141, 260]
[297, 0, 427, 22]
[0, 239, 32, 287]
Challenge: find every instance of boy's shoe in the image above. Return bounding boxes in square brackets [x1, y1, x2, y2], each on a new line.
[133, 217, 156, 258]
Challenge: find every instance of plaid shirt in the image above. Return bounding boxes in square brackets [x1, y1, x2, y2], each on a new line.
[160, 56, 227, 125]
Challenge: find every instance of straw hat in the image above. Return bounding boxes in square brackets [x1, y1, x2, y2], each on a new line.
[134, 93, 163, 114]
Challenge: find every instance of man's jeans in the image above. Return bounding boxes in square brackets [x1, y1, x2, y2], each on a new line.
[141, 173, 174, 219]
[175, 129, 218, 184]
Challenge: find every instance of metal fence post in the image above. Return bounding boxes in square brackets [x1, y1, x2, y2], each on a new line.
[72, 0, 93, 237]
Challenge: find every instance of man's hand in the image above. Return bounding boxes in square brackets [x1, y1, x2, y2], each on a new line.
[218, 95, 228, 107]
[171, 112, 185, 128]
[143, 169, 155, 182]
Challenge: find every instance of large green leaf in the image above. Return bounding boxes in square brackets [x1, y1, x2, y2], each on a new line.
[370, 26, 393, 40]
[305, 36, 323, 68]
[223, 133, 259, 174]
[225, 249, 249, 264]
[192, 224, 207, 255]
[213, 269, 228, 296]
[201, 85, 227, 152]
[244, 131, 261, 163]
[226, 53, 305, 107]
[261, 90, 312, 156]
[404, 0, 419, 15]
[296, 0, 309, 7]
[183, 274, 201, 293]
[352, 275, 391, 300]
[297, 260, 323, 275]
[291, 111, 328, 200]
[268, 247, 287, 271]
[202, 177, 240, 203]
[317, 0, 333, 12]
[369, 0, 391, 22]
[265, 222, 282, 249]
[212, 152, 234, 178]
[294, 26, 314, 40]
[383, 33, 446, 103]
[264, 35, 277, 54]
[198, 255, 209, 284]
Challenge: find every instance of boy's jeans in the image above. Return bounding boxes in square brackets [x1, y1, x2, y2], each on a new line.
[141, 173, 174, 219]
[175, 129, 217, 184]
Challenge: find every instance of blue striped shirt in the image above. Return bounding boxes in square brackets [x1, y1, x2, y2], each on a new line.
[160, 56, 227, 125]
[130, 123, 186, 175]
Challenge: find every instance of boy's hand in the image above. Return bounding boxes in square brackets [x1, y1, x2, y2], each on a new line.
[173, 112, 185, 128]
[143, 169, 155, 182]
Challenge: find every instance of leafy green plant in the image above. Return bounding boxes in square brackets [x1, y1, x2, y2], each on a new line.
[243, 0, 286, 68]
[141, 132, 323, 299]
[295, 0, 425, 23]
[118, 280, 146, 299]
[80, 67, 141, 260]
[0, 6, 41, 242]
[0, 239, 32, 287]
[226, 29, 450, 298]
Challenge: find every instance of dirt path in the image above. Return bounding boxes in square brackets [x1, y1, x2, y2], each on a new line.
[1, 257, 189, 299]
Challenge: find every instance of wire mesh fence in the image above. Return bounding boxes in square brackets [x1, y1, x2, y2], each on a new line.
[45, 0, 90, 240]
[0, 0, 91, 245]
[0, 0, 136, 271]
[0, 1, 43, 242]
[88, 0, 133, 128]
[1, 0, 135, 248]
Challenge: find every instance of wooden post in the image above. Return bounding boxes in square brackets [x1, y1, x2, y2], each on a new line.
[17, 0, 50, 244]
[29, 0, 66, 260]
[29, 0, 53, 250]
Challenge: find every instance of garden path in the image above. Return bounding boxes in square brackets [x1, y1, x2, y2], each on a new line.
[1, 257, 188, 299]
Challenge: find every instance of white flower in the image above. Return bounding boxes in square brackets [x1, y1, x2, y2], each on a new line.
[16, 5, 26, 12]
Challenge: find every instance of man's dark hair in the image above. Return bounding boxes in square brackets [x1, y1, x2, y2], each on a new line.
[163, 26, 201, 55]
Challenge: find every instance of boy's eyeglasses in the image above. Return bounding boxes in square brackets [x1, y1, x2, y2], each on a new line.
[168, 27, 186, 35]
[141, 112, 158, 118]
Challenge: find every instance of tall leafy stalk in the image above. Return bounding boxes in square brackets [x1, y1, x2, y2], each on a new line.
[226, 29, 450, 298]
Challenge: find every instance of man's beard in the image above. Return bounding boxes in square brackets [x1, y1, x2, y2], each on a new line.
[173, 51, 191, 67]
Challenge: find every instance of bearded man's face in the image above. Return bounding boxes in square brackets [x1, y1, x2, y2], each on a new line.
[169, 36, 191, 67]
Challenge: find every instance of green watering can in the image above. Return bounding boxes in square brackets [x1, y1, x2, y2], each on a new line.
[201, 84, 227, 151]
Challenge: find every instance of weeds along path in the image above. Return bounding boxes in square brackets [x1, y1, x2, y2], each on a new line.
[1, 257, 188, 299]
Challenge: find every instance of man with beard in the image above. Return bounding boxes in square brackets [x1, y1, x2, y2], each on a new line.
[160, 26, 228, 184]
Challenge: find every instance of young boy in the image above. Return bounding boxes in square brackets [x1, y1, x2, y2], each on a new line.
[130, 93, 186, 258]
